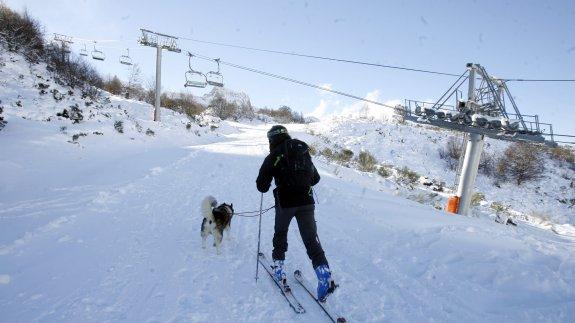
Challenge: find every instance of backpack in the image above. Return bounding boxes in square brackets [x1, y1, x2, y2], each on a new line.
[279, 139, 314, 187]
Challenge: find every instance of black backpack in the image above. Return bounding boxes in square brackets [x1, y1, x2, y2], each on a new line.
[279, 139, 314, 188]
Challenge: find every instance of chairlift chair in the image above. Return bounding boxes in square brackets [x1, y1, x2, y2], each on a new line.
[119, 48, 133, 66]
[80, 44, 88, 57]
[91, 42, 105, 61]
[184, 53, 208, 88]
[206, 58, 224, 87]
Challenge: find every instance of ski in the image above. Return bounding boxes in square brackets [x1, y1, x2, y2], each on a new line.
[293, 269, 346, 323]
[258, 253, 305, 314]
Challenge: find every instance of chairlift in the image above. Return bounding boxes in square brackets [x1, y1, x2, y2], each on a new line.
[80, 44, 88, 57]
[91, 42, 105, 61]
[184, 53, 207, 88]
[206, 58, 224, 87]
[119, 48, 133, 66]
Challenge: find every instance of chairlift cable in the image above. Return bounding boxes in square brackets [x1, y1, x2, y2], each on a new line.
[179, 36, 461, 77]
[178, 36, 575, 82]
[187, 51, 397, 110]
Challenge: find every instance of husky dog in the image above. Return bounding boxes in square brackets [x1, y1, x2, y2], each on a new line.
[201, 196, 234, 254]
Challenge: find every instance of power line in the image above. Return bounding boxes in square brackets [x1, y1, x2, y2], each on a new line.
[178, 36, 575, 82]
[187, 51, 397, 110]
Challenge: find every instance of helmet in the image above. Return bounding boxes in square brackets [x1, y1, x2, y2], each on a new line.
[267, 125, 290, 148]
[267, 125, 288, 140]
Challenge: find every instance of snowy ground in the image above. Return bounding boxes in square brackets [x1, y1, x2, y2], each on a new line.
[1, 50, 575, 322]
[1, 119, 575, 322]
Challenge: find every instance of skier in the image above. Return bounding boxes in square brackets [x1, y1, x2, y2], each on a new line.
[256, 125, 335, 302]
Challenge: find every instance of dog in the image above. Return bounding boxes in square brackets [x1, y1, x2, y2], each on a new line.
[201, 196, 234, 254]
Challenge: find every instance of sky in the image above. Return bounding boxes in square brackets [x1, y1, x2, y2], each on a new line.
[5, 0, 575, 135]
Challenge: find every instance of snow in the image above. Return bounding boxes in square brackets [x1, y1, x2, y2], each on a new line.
[306, 116, 575, 234]
[1, 49, 575, 322]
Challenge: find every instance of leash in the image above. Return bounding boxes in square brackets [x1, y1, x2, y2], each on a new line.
[236, 205, 275, 217]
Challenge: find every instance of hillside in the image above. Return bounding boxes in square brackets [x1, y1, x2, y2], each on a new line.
[1, 45, 575, 322]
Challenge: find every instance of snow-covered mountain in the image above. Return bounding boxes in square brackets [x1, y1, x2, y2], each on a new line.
[1, 47, 574, 323]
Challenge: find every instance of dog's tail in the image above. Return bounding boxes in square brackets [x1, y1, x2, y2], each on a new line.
[201, 196, 218, 219]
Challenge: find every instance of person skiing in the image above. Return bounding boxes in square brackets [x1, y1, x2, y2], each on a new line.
[256, 125, 336, 302]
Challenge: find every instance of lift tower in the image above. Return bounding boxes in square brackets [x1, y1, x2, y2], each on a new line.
[138, 29, 181, 122]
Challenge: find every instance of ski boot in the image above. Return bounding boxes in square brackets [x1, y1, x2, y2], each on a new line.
[315, 264, 337, 302]
[273, 259, 287, 285]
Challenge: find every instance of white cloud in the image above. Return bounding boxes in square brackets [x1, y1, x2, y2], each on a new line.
[306, 89, 403, 122]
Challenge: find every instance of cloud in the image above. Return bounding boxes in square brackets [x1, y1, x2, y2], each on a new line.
[306, 89, 402, 121]
[308, 99, 328, 119]
[316, 83, 333, 95]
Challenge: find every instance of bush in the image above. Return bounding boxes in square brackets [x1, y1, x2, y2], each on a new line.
[0, 4, 44, 61]
[208, 90, 254, 120]
[398, 166, 419, 184]
[321, 147, 333, 159]
[377, 165, 392, 178]
[357, 150, 378, 172]
[496, 142, 544, 185]
[335, 149, 354, 163]
[258, 105, 306, 123]
[103, 75, 123, 95]
[308, 144, 317, 156]
[548, 146, 575, 164]
[471, 192, 485, 206]
[114, 121, 124, 133]
[438, 136, 463, 170]
[478, 152, 496, 176]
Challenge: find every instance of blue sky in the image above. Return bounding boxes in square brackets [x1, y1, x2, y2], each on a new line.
[6, 0, 575, 135]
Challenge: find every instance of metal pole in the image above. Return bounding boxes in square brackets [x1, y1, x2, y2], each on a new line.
[154, 44, 162, 122]
[457, 64, 485, 216]
[456, 133, 484, 215]
[255, 193, 264, 282]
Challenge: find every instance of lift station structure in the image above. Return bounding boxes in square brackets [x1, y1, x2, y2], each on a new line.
[402, 63, 556, 216]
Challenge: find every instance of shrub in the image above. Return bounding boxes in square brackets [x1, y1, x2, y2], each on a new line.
[208, 90, 254, 120]
[114, 121, 124, 133]
[145, 128, 155, 136]
[357, 150, 378, 172]
[478, 152, 496, 176]
[258, 105, 306, 123]
[471, 192, 485, 206]
[496, 142, 544, 185]
[0, 4, 44, 61]
[321, 147, 334, 159]
[490, 202, 509, 215]
[335, 149, 354, 163]
[308, 144, 317, 156]
[548, 146, 575, 164]
[398, 166, 419, 184]
[377, 165, 392, 178]
[438, 136, 463, 170]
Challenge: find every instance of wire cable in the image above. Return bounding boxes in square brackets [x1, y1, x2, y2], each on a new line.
[179, 36, 575, 82]
[188, 51, 397, 110]
[180, 36, 461, 77]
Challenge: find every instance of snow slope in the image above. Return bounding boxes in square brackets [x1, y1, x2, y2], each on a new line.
[307, 116, 575, 235]
[1, 50, 575, 323]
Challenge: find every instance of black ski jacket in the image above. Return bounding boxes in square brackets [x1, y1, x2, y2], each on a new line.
[256, 139, 320, 208]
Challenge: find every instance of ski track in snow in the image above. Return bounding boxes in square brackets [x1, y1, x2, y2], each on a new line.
[1, 122, 574, 322]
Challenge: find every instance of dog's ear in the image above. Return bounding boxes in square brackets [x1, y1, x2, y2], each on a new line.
[230, 203, 234, 210]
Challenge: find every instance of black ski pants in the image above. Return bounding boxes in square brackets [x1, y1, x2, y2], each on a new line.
[272, 204, 328, 269]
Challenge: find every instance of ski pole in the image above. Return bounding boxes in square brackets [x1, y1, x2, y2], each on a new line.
[255, 192, 263, 283]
